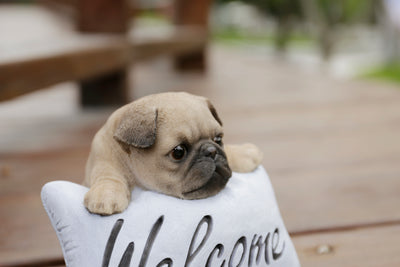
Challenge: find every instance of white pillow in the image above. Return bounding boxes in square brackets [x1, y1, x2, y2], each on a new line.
[41, 166, 300, 267]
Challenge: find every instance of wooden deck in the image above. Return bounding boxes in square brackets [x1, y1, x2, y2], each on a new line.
[1, 44, 400, 266]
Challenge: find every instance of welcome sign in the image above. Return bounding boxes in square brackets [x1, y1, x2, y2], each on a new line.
[41, 167, 300, 267]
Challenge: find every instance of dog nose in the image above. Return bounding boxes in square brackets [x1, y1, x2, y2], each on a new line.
[205, 146, 217, 159]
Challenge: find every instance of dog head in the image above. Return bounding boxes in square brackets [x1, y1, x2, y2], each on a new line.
[113, 92, 232, 199]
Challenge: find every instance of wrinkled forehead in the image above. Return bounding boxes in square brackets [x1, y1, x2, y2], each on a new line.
[156, 101, 223, 148]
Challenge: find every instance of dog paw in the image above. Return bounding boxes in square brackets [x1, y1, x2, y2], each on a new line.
[225, 143, 263, 173]
[84, 182, 130, 215]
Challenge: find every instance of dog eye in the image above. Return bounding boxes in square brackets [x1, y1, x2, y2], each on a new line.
[170, 145, 187, 160]
[213, 135, 223, 145]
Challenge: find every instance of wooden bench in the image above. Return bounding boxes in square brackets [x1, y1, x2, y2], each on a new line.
[0, 0, 211, 106]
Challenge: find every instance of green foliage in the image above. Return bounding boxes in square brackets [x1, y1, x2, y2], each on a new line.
[316, 0, 374, 24]
[135, 11, 170, 25]
[362, 64, 400, 85]
[212, 27, 313, 47]
[216, 0, 302, 18]
[214, 0, 379, 57]
[215, 0, 375, 24]
[212, 28, 274, 44]
[248, 0, 302, 18]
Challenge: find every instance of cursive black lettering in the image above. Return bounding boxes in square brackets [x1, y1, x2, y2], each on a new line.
[156, 257, 173, 267]
[102, 216, 287, 267]
[118, 242, 134, 267]
[206, 243, 226, 267]
[102, 219, 124, 267]
[139, 216, 164, 267]
[184, 215, 212, 267]
[229, 236, 247, 267]
[272, 228, 285, 260]
[248, 233, 271, 266]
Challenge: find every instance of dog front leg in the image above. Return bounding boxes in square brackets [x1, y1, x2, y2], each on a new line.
[84, 174, 131, 215]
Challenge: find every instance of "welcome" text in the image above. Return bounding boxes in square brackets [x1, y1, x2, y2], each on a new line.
[102, 215, 285, 267]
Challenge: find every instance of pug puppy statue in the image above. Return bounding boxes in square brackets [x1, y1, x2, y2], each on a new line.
[83, 92, 263, 215]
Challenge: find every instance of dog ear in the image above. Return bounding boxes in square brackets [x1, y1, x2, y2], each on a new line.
[206, 100, 223, 126]
[113, 106, 158, 153]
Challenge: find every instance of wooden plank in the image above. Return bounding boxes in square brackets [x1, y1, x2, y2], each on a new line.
[132, 27, 207, 61]
[0, 2, 206, 103]
[225, 113, 400, 172]
[272, 158, 400, 234]
[0, 193, 64, 266]
[223, 106, 400, 234]
[293, 224, 400, 267]
[77, 0, 128, 33]
[199, 46, 400, 107]
[0, 148, 90, 195]
[79, 68, 130, 107]
[0, 27, 206, 102]
[0, 148, 88, 266]
[0, 39, 130, 102]
[0, 192, 63, 266]
[77, 0, 129, 107]
[173, 0, 212, 71]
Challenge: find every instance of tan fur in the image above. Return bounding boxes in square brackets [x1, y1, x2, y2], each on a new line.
[83, 92, 263, 215]
[225, 143, 263, 173]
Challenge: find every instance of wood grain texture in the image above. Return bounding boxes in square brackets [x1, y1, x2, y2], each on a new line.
[293, 224, 400, 267]
[132, 27, 207, 61]
[0, 39, 130, 102]
[77, 0, 130, 106]
[0, 148, 87, 266]
[0, 28, 207, 102]
[77, 0, 128, 33]
[173, 0, 212, 71]
[1, 44, 400, 265]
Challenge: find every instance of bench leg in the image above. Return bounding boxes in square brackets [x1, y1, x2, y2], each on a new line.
[173, 0, 212, 72]
[77, 0, 130, 107]
[78, 0, 128, 33]
[80, 69, 129, 107]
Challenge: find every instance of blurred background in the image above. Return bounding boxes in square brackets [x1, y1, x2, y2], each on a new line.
[1, 0, 400, 266]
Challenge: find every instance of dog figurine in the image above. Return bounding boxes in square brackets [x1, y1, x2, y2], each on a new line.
[83, 92, 263, 215]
